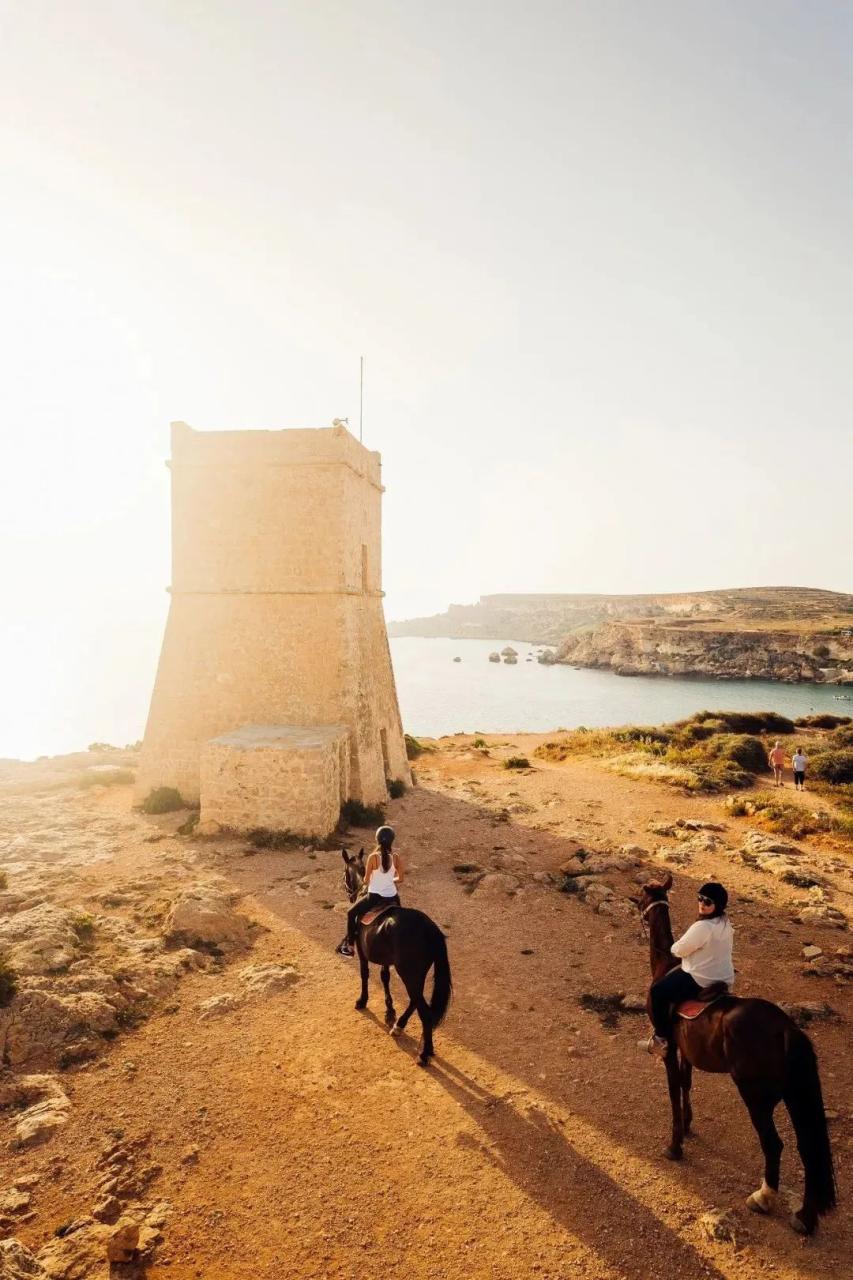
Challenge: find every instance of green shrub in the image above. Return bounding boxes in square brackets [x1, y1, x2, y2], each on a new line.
[387, 778, 407, 799]
[810, 750, 853, 785]
[340, 799, 385, 828]
[72, 913, 96, 942]
[87, 741, 118, 752]
[248, 827, 300, 850]
[140, 786, 186, 814]
[795, 714, 851, 729]
[691, 709, 795, 735]
[0, 955, 17, 1007]
[715, 734, 768, 773]
[831, 725, 853, 747]
[502, 756, 530, 770]
[472, 738, 487, 748]
[404, 734, 427, 759]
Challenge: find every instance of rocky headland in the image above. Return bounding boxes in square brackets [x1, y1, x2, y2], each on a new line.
[390, 587, 853, 684]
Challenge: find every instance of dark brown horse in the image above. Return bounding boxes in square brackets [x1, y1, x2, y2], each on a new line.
[341, 850, 452, 1066]
[639, 872, 836, 1235]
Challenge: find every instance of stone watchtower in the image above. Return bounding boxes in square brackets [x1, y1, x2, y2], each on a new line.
[136, 421, 409, 835]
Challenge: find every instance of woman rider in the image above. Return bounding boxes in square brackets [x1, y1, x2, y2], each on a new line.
[338, 826, 404, 957]
[645, 881, 733, 1057]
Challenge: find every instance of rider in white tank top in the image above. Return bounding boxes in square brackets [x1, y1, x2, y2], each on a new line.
[341, 825, 405, 955]
[368, 858, 399, 898]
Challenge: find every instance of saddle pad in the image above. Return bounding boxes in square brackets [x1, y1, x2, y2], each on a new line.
[676, 995, 725, 1020]
[360, 905, 396, 928]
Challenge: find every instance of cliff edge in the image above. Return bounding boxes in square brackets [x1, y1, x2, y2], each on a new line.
[390, 587, 853, 684]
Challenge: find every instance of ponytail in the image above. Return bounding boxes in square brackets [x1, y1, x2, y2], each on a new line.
[377, 843, 391, 873]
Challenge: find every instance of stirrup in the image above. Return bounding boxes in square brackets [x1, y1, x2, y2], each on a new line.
[640, 1034, 669, 1058]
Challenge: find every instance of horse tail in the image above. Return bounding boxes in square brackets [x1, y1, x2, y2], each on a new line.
[783, 1025, 836, 1219]
[427, 921, 452, 1027]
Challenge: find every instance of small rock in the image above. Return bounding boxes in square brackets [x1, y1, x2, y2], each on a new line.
[0, 1189, 31, 1215]
[198, 993, 242, 1019]
[700, 1208, 739, 1245]
[106, 1219, 139, 1263]
[239, 964, 299, 997]
[472, 872, 519, 898]
[181, 1145, 199, 1165]
[0, 1239, 47, 1278]
[92, 1196, 121, 1224]
[803, 945, 823, 960]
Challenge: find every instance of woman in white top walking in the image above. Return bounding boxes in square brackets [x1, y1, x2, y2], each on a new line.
[340, 826, 404, 957]
[792, 747, 808, 790]
[646, 881, 733, 1057]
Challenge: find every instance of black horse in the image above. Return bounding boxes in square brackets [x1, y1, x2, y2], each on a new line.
[341, 849, 452, 1066]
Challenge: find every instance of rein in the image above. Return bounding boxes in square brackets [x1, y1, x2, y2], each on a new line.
[640, 896, 670, 942]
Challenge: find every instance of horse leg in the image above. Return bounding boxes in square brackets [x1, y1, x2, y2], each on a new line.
[397, 967, 432, 1066]
[390, 998, 415, 1037]
[680, 1057, 693, 1136]
[414, 990, 434, 1066]
[736, 1080, 783, 1216]
[354, 938, 369, 1011]
[380, 966, 396, 1026]
[663, 1049, 685, 1161]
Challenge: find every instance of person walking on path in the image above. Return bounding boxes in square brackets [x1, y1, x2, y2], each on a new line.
[769, 740, 786, 787]
[792, 746, 808, 791]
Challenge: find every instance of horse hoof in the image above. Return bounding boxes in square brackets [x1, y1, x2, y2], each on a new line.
[789, 1212, 813, 1236]
[417, 1055, 430, 1068]
[389, 1023, 402, 1037]
[663, 1145, 682, 1162]
[385, 1012, 396, 1027]
[747, 1184, 776, 1215]
[354, 1000, 367, 1011]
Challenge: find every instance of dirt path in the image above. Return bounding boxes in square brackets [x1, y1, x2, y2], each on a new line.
[2, 739, 852, 1279]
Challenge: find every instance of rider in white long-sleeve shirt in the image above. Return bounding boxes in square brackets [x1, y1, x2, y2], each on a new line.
[646, 881, 733, 1057]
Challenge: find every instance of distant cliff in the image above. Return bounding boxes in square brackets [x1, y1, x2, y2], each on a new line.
[389, 587, 853, 684]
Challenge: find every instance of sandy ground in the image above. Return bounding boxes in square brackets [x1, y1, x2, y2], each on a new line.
[2, 737, 852, 1279]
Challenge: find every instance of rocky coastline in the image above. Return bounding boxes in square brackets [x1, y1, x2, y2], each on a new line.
[390, 587, 853, 685]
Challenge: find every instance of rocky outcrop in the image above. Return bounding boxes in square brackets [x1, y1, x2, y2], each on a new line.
[163, 886, 252, 953]
[389, 588, 853, 662]
[557, 620, 853, 685]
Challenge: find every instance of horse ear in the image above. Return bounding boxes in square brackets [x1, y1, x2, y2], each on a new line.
[357, 847, 365, 861]
[660, 872, 673, 891]
[341, 848, 351, 864]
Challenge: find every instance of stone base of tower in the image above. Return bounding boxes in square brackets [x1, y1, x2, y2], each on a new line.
[200, 724, 349, 838]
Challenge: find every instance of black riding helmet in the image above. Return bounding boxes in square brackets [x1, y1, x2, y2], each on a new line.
[375, 825, 395, 848]
[698, 881, 728, 917]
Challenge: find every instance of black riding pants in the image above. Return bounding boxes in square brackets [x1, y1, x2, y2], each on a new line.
[649, 967, 701, 1038]
[347, 892, 400, 944]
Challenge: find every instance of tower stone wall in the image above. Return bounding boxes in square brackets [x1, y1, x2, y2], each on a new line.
[136, 421, 409, 815]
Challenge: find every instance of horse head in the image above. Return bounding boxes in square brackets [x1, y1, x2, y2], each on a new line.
[638, 870, 673, 915]
[341, 848, 366, 902]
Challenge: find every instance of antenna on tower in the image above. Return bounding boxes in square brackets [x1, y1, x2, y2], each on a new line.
[359, 355, 364, 442]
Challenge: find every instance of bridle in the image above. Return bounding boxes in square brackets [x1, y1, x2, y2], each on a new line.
[342, 859, 363, 904]
[639, 895, 670, 941]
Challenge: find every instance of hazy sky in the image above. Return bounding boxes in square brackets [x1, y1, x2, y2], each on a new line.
[2, 1, 852, 757]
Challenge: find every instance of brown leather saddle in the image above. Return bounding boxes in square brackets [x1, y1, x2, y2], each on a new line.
[360, 904, 398, 929]
[675, 981, 730, 1020]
